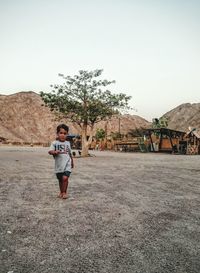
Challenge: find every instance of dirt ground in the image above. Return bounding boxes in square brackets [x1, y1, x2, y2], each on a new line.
[0, 146, 200, 273]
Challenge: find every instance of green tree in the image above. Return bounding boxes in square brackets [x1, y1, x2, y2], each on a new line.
[40, 69, 131, 156]
[152, 117, 168, 129]
[95, 128, 106, 141]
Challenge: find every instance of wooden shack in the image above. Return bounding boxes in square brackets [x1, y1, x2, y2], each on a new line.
[145, 128, 186, 153]
[183, 128, 200, 155]
[145, 127, 200, 155]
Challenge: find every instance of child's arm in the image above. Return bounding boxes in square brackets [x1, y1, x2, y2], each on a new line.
[70, 154, 74, 168]
[48, 141, 59, 156]
[48, 150, 60, 156]
[68, 145, 74, 168]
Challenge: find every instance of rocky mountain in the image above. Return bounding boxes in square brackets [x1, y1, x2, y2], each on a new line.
[0, 91, 150, 144]
[162, 103, 200, 132]
[0, 92, 59, 143]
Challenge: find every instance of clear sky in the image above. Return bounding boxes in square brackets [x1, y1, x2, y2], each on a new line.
[0, 0, 199, 121]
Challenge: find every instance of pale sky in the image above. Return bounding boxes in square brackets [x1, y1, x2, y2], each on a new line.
[0, 0, 200, 121]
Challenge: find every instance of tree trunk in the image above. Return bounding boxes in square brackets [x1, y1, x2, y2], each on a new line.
[81, 124, 94, 157]
[81, 124, 89, 157]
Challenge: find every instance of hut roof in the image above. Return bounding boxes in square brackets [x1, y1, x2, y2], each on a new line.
[186, 129, 200, 139]
[145, 127, 185, 136]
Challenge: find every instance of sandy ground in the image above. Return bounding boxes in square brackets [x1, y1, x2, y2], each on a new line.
[0, 146, 200, 273]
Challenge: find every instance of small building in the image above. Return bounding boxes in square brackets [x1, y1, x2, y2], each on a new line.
[183, 128, 200, 155]
[145, 128, 185, 153]
[145, 127, 200, 155]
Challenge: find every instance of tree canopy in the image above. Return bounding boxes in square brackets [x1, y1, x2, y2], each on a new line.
[152, 117, 168, 128]
[41, 69, 131, 127]
[95, 128, 106, 141]
[40, 69, 132, 156]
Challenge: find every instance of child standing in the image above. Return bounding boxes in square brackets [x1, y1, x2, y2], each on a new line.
[48, 124, 74, 199]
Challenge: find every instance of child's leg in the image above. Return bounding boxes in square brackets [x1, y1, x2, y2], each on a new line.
[56, 174, 63, 198]
[62, 175, 69, 199]
[59, 179, 63, 194]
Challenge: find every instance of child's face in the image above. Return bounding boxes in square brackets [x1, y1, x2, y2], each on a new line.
[57, 128, 68, 142]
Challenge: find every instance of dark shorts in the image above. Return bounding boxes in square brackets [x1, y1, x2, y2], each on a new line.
[56, 171, 71, 181]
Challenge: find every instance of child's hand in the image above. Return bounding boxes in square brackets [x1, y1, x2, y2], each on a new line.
[71, 162, 74, 168]
[49, 150, 60, 156]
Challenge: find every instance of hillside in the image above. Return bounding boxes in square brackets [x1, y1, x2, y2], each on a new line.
[0, 92, 61, 143]
[0, 92, 150, 143]
[162, 103, 200, 132]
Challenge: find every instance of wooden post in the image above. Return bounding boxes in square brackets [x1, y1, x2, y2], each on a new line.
[149, 130, 155, 152]
[159, 129, 163, 151]
[168, 129, 174, 152]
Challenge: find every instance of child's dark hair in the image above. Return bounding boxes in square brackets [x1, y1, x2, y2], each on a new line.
[57, 124, 69, 133]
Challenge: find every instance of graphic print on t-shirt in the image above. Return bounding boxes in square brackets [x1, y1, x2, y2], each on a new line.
[55, 144, 70, 154]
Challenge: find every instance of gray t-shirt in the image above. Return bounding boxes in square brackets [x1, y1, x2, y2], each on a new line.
[49, 140, 72, 173]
